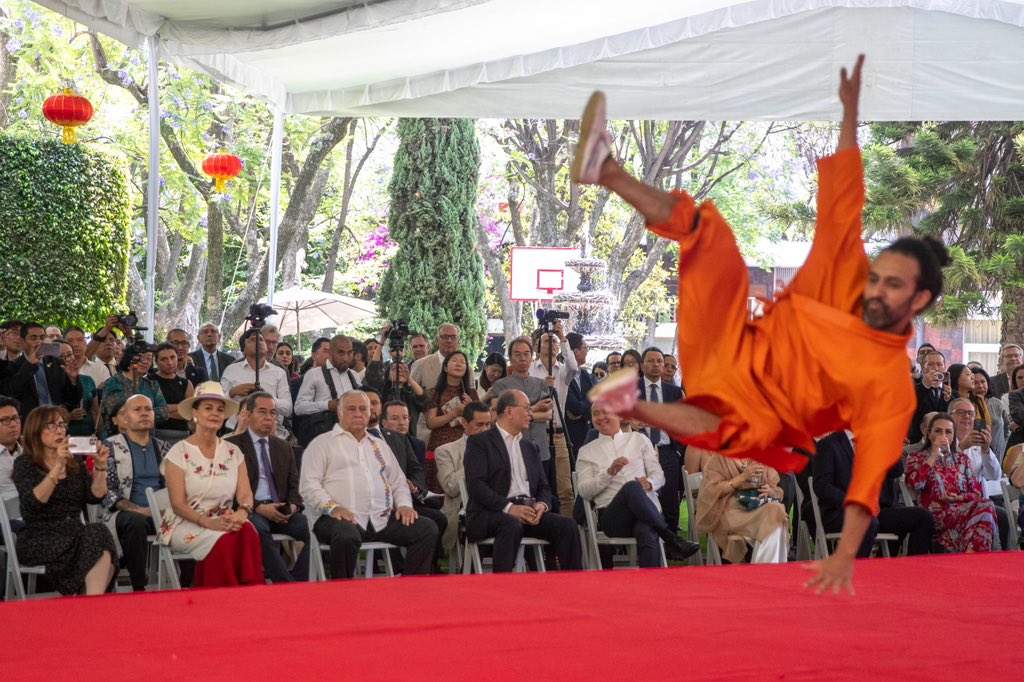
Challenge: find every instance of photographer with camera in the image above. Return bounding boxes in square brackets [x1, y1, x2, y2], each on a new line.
[221, 328, 292, 430]
[294, 335, 361, 446]
[910, 349, 952, 444]
[4, 322, 83, 420]
[99, 340, 168, 439]
[363, 323, 430, 431]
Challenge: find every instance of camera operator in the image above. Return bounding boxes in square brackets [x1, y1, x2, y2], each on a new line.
[4, 322, 83, 420]
[84, 314, 135, 363]
[81, 328, 120, 391]
[99, 341, 168, 439]
[363, 324, 431, 428]
[221, 327, 292, 430]
[910, 349, 952, 443]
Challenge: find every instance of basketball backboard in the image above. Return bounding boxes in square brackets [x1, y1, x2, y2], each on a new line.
[509, 247, 581, 301]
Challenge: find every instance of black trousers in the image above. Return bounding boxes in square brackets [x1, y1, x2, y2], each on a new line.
[115, 510, 155, 591]
[657, 444, 682, 532]
[826, 506, 935, 558]
[249, 511, 311, 582]
[468, 508, 582, 573]
[597, 480, 667, 568]
[413, 502, 448, 571]
[313, 512, 438, 579]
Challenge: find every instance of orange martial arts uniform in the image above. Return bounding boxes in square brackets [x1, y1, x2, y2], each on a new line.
[649, 148, 913, 515]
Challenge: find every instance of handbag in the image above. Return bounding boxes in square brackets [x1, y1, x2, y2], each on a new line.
[294, 366, 343, 446]
[735, 488, 782, 511]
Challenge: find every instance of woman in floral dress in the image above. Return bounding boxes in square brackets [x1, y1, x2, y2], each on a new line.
[424, 351, 478, 493]
[159, 382, 263, 587]
[906, 413, 996, 553]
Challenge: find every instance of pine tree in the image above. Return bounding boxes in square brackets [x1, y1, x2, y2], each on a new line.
[379, 118, 488, 359]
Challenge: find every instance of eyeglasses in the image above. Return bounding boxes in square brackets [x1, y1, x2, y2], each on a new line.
[952, 409, 975, 417]
[0, 416, 21, 426]
[439, 334, 459, 342]
[45, 422, 68, 432]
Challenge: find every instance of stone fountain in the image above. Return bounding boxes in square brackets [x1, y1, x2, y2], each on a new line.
[552, 256, 627, 354]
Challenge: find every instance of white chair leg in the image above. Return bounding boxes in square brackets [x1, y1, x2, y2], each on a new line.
[364, 548, 375, 578]
[532, 545, 546, 573]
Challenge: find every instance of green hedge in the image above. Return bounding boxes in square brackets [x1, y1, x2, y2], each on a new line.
[0, 134, 131, 330]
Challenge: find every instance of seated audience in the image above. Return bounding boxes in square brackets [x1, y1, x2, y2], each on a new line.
[814, 431, 934, 557]
[464, 390, 583, 572]
[1005, 365, 1024, 435]
[577, 405, 699, 566]
[477, 352, 508, 394]
[662, 354, 679, 386]
[435, 401, 493, 553]
[425, 350, 479, 492]
[101, 395, 173, 591]
[970, 367, 1010, 459]
[620, 349, 642, 373]
[299, 391, 438, 579]
[13, 406, 117, 595]
[294, 335, 360, 445]
[605, 352, 622, 373]
[151, 343, 194, 443]
[0, 396, 24, 501]
[159, 382, 264, 587]
[275, 342, 301, 381]
[382, 397, 428, 468]
[166, 328, 208, 386]
[948, 397, 1009, 549]
[226, 392, 310, 583]
[221, 328, 292, 430]
[100, 349, 168, 439]
[696, 453, 788, 564]
[906, 413, 997, 554]
[637, 347, 686, 533]
[591, 361, 608, 382]
[80, 327, 120, 391]
[4, 322, 83, 419]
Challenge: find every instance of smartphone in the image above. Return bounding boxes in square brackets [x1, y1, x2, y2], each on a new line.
[974, 418, 986, 432]
[277, 503, 292, 516]
[69, 436, 97, 455]
[38, 343, 61, 358]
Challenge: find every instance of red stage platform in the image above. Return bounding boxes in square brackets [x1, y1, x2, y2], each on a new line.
[3, 553, 1023, 680]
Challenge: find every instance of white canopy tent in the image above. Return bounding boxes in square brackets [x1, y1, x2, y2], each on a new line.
[28, 0, 1024, 335]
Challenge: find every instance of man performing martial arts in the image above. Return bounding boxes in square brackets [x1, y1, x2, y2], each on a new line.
[576, 56, 951, 594]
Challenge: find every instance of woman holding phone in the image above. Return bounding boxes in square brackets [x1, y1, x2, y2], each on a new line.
[159, 382, 263, 587]
[425, 351, 479, 492]
[12, 405, 118, 595]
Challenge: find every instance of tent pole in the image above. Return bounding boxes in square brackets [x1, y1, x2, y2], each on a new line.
[144, 35, 161, 343]
[267, 107, 284, 307]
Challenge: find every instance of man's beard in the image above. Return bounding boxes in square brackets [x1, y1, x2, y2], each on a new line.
[862, 296, 912, 331]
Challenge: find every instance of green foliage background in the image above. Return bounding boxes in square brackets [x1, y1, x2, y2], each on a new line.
[0, 134, 131, 329]
[379, 118, 488, 359]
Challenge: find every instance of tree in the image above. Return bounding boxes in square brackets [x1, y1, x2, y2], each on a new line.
[864, 122, 1024, 341]
[378, 118, 488, 359]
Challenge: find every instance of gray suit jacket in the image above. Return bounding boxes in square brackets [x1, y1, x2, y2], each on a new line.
[990, 372, 1012, 399]
[434, 437, 466, 551]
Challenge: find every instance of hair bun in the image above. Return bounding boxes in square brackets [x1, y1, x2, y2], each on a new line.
[922, 235, 952, 268]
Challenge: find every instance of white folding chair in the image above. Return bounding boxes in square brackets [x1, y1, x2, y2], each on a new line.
[145, 487, 196, 590]
[999, 478, 1020, 551]
[898, 475, 918, 507]
[1, 494, 59, 600]
[458, 478, 547, 574]
[302, 505, 396, 580]
[807, 477, 897, 558]
[573, 472, 666, 570]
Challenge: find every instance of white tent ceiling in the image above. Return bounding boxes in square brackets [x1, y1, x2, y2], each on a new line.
[32, 0, 1024, 119]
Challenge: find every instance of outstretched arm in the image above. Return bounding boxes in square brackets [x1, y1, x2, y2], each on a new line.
[837, 54, 864, 151]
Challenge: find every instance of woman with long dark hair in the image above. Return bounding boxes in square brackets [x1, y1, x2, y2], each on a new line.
[13, 406, 118, 595]
[477, 353, 508, 393]
[424, 351, 479, 492]
[970, 366, 1010, 459]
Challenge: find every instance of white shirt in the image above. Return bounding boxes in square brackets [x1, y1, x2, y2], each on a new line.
[82, 357, 118, 390]
[963, 444, 1003, 497]
[642, 377, 670, 446]
[0, 441, 23, 498]
[576, 431, 664, 509]
[220, 359, 292, 425]
[528, 349, 579, 428]
[295, 362, 359, 415]
[496, 424, 530, 510]
[299, 425, 413, 529]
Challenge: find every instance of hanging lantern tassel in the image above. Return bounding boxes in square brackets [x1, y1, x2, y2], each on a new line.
[42, 88, 94, 144]
[203, 151, 243, 193]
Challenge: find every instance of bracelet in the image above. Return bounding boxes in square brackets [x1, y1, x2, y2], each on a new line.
[94, 467, 108, 472]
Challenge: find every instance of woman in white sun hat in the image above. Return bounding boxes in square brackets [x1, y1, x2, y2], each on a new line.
[158, 381, 264, 587]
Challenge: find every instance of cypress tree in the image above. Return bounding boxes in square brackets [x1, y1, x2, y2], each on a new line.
[379, 118, 487, 360]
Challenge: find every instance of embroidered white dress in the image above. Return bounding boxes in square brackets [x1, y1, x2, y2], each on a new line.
[158, 439, 244, 560]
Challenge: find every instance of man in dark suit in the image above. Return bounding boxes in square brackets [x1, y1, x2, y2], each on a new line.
[814, 431, 933, 557]
[909, 349, 951, 443]
[564, 332, 595, 453]
[3, 322, 82, 418]
[189, 322, 235, 382]
[989, 343, 1022, 399]
[166, 328, 208, 386]
[464, 389, 583, 572]
[637, 347, 686, 531]
[227, 391, 310, 582]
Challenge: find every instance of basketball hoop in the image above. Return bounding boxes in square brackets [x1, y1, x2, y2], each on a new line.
[537, 269, 564, 296]
[510, 247, 580, 302]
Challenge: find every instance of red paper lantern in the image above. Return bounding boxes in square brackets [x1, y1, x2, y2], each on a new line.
[42, 88, 94, 144]
[202, 150, 243, 193]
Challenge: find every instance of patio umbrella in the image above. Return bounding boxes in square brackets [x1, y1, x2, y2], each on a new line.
[243, 287, 377, 352]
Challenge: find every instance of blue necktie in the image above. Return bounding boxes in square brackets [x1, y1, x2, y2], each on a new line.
[34, 365, 53, 406]
[649, 383, 661, 446]
[259, 438, 280, 503]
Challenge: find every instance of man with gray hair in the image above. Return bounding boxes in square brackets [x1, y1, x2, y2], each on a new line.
[989, 343, 1022, 398]
[410, 323, 461, 440]
[189, 322, 235, 382]
[300, 390, 438, 578]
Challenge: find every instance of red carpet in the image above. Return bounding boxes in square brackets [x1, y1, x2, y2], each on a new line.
[3, 553, 1022, 680]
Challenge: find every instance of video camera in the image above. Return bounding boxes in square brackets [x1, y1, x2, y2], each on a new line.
[535, 308, 570, 331]
[115, 311, 139, 328]
[115, 310, 157, 361]
[246, 303, 277, 329]
[388, 320, 410, 353]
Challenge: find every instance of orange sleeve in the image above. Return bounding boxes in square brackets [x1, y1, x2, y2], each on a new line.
[646, 190, 699, 242]
[816, 148, 865, 235]
[845, 413, 907, 516]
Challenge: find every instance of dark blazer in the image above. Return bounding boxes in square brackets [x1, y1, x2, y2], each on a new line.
[564, 370, 595, 450]
[638, 377, 685, 451]
[189, 348, 235, 380]
[379, 428, 426, 491]
[147, 363, 207, 387]
[409, 434, 427, 468]
[226, 432, 302, 509]
[4, 356, 83, 418]
[813, 431, 902, 531]
[990, 373, 1011, 400]
[464, 426, 553, 536]
[909, 382, 950, 443]
[1008, 389, 1024, 427]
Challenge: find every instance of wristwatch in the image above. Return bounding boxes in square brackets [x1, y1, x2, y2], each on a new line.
[238, 503, 254, 515]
